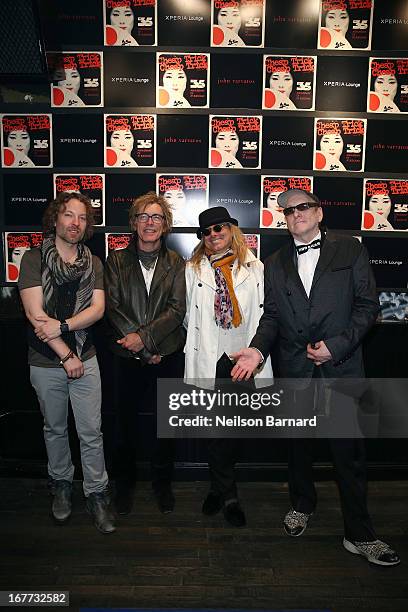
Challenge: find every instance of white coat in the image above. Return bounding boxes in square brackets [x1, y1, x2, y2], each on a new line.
[184, 250, 273, 388]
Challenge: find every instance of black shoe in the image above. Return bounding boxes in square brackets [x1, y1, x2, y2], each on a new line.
[114, 485, 134, 515]
[51, 480, 72, 523]
[86, 491, 116, 534]
[223, 501, 246, 527]
[202, 492, 223, 516]
[154, 485, 175, 514]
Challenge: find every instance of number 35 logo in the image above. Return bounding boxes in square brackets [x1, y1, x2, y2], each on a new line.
[352, 19, 368, 30]
[137, 140, 152, 149]
[346, 144, 361, 153]
[245, 17, 260, 27]
[138, 17, 153, 27]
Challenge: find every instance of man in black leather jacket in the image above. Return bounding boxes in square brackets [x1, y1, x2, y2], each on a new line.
[104, 191, 186, 515]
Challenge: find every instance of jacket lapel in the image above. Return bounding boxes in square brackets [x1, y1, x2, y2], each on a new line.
[149, 246, 172, 296]
[127, 239, 148, 290]
[281, 242, 309, 302]
[311, 232, 337, 291]
[198, 258, 217, 290]
[234, 259, 250, 288]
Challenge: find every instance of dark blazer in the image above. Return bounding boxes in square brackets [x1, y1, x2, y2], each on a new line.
[251, 231, 379, 379]
[104, 239, 186, 362]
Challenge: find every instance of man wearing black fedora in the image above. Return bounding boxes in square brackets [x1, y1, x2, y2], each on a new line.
[184, 206, 273, 527]
[231, 188, 400, 565]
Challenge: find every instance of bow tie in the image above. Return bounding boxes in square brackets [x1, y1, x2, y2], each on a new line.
[295, 239, 321, 255]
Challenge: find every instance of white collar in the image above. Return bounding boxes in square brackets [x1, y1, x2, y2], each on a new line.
[294, 230, 321, 248]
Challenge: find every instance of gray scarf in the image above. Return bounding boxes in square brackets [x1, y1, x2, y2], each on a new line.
[41, 235, 95, 356]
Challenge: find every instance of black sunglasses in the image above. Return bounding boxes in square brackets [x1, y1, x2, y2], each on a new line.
[282, 202, 320, 217]
[201, 223, 230, 237]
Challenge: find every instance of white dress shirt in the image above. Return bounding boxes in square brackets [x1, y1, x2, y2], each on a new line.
[294, 231, 321, 297]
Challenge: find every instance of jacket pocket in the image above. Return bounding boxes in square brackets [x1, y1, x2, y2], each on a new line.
[331, 265, 352, 272]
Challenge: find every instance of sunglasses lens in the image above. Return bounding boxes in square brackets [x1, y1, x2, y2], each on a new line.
[202, 224, 224, 236]
[283, 202, 315, 216]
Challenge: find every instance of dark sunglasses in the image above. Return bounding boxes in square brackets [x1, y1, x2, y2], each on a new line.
[282, 202, 320, 217]
[201, 222, 230, 237]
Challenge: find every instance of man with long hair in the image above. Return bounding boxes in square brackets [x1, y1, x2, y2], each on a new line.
[18, 192, 115, 534]
[184, 206, 273, 526]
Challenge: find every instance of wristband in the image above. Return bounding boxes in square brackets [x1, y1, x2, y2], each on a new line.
[59, 350, 74, 365]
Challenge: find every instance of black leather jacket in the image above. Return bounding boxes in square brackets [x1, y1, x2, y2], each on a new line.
[104, 238, 186, 362]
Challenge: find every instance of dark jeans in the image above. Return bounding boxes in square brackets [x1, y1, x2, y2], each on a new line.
[112, 351, 184, 491]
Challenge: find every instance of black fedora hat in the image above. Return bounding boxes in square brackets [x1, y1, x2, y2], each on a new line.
[197, 206, 238, 238]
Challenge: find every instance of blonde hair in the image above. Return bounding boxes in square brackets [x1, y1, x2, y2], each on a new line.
[129, 191, 173, 235]
[189, 224, 248, 271]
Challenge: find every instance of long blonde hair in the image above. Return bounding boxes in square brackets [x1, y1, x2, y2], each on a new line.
[189, 224, 249, 271]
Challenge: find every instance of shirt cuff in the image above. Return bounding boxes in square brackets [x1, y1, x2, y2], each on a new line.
[252, 347, 265, 366]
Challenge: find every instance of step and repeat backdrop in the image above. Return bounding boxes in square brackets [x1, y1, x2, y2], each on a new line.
[1, 0, 407, 322]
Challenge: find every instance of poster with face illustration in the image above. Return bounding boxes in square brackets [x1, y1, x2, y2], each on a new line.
[156, 174, 208, 227]
[362, 179, 408, 232]
[368, 58, 408, 114]
[53, 174, 105, 227]
[211, 0, 265, 48]
[4, 232, 43, 283]
[48, 52, 103, 108]
[314, 118, 366, 172]
[104, 114, 156, 168]
[105, 232, 132, 258]
[260, 176, 313, 229]
[1, 114, 52, 168]
[244, 233, 260, 258]
[318, 0, 373, 50]
[156, 53, 209, 108]
[263, 55, 316, 111]
[104, 0, 156, 46]
[209, 115, 262, 169]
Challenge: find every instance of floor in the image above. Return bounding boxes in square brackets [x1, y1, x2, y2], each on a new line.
[0, 478, 407, 612]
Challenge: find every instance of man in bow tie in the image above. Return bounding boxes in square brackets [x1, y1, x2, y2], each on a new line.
[232, 188, 400, 566]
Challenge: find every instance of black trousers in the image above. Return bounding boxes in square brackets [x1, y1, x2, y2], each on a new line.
[206, 355, 255, 503]
[288, 437, 376, 541]
[112, 351, 184, 490]
[287, 379, 377, 541]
